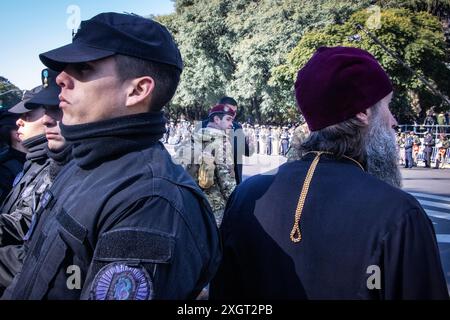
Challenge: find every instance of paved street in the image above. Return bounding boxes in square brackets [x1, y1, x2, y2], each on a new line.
[242, 154, 450, 292]
[401, 167, 450, 293]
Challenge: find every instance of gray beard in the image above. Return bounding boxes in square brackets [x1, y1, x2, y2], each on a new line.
[365, 120, 402, 188]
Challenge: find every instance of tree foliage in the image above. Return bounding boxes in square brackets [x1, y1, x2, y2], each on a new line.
[157, 0, 372, 123]
[270, 7, 450, 123]
[155, 0, 449, 124]
[376, 0, 450, 18]
[0, 77, 22, 110]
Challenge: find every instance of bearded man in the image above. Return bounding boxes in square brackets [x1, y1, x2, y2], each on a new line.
[210, 47, 448, 300]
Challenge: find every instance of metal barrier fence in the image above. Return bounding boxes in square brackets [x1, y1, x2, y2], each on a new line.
[398, 125, 449, 167]
[415, 147, 450, 165]
[398, 124, 449, 137]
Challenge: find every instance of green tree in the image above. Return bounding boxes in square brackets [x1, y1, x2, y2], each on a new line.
[159, 0, 371, 123]
[156, 0, 234, 121]
[376, 0, 450, 18]
[0, 77, 22, 110]
[271, 8, 450, 123]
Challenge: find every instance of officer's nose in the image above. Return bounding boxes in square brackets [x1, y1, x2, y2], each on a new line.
[42, 113, 56, 127]
[56, 70, 72, 89]
[16, 118, 23, 127]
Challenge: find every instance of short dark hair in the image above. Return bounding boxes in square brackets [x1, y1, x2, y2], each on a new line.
[218, 96, 237, 107]
[208, 113, 226, 123]
[114, 54, 181, 112]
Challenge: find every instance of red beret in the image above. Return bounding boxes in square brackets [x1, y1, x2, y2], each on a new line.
[208, 104, 236, 118]
[295, 46, 393, 131]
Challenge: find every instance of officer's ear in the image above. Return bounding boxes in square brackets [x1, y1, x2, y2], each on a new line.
[213, 115, 221, 124]
[124, 76, 155, 110]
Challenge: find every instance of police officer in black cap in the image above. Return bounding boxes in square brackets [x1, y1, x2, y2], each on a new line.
[0, 110, 26, 204]
[423, 130, 435, 168]
[0, 69, 71, 293]
[2, 12, 221, 300]
[0, 87, 48, 225]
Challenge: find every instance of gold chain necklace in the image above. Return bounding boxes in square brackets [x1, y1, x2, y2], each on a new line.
[290, 151, 364, 243]
[302, 151, 364, 171]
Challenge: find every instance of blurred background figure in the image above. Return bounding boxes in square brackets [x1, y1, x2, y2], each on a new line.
[0, 110, 26, 203]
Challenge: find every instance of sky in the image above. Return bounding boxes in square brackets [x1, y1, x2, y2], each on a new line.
[0, 0, 175, 90]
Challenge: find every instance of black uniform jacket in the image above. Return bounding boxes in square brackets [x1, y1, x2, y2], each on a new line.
[3, 141, 221, 300]
[210, 154, 449, 299]
[0, 136, 50, 245]
[0, 146, 25, 204]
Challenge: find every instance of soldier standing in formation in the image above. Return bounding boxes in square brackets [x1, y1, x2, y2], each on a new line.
[423, 130, 435, 168]
[404, 131, 414, 168]
[200, 97, 251, 185]
[175, 104, 236, 227]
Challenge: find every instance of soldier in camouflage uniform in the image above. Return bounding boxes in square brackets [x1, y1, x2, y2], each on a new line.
[174, 104, 236, 227]
[423, 131, 435, 168]
[286, 123, 310, 162]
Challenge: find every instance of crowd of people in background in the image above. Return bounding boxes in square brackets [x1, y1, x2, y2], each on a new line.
[162, 115, 450, 169]
[163, 118, 305, 157]
[396, 129, 449, 169]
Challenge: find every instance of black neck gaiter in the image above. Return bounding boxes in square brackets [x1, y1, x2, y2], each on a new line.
[22, 134, 48, 163]
[46, 143, 74, 182]
[60, 112, 166, 169]
[46, 143, 73, 166]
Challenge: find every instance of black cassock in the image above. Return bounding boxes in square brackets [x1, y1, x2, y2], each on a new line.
[210, 154, 449, 299]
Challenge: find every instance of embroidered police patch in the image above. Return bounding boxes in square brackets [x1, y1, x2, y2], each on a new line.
[90, 263, 153, 300]
[40, 189, 53, 209]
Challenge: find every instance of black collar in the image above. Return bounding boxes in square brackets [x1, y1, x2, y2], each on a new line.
[60, 112, 166, 169]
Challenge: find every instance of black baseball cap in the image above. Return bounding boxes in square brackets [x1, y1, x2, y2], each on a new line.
[0, 109, 19, 127]
[25, 69, 60, 109]
[39, 12, 183, 72]
[8, 86, 43, 114]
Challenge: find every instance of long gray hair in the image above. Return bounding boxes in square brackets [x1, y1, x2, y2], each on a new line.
[296, 101, 402, 187]
[298, 115, 368, 166]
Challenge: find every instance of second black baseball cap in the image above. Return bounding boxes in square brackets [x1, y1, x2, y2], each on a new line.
[25, 68, 60, 109]
[8, 86, 42, 114]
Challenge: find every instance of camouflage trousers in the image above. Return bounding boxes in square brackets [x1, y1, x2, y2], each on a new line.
[213, 209, 224, 228]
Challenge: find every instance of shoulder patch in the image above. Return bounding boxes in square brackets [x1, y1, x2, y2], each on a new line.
[90, 263, 153, 300]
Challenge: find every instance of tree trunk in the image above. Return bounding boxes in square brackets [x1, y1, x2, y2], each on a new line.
[251, 96, 261, 123]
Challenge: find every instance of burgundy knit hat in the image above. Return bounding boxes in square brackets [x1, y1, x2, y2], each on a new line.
[295, 46, 393, 131]
[208, 104, 236, 118]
